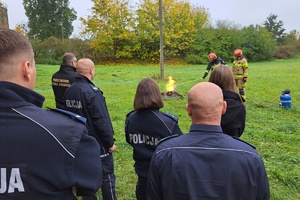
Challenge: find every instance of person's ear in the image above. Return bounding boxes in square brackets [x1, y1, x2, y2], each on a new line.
[186, 104, 192, 117]
[222, 101, 227, 114]
[22, 61, 31, 80]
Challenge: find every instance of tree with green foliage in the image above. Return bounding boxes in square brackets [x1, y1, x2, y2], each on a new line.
[187, 23, 277, 64]
[283, 30, 300, 46]
[187, 25, 240, 64]
[14, 23, 28, 38]
[263, 13, 286, 45]
[274, 30, 300, 59]
[187, 28, 215, 64]
[80, 0, 137, 60]
[136, 0, 208, 60]
[214, 19, 241, 30]
[241, 25, 277, 61]
[163, 0, 197, 58]
[192, 5, 210, 31]
[135, 0, 160, 59]
[23, 0, 76, 40]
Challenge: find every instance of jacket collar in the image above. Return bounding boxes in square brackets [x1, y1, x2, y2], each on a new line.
[75, 74, 95, 86]
[189, 124, 223, 134]
[59, 65, 76, 72]
[0, 81, 45, 108]
[222, 89, 242, 101]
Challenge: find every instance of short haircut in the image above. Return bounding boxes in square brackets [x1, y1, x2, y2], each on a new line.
[0, 29, 33, 79]
[62, 53, 76, 65]
[134, 78, 164, 111]
[209, 65, 237, 93]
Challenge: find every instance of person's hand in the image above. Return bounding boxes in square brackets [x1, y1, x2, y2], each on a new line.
[72, 186, 77, 196]
[109, 144, 116, 153]
[243, 77, 247, 82]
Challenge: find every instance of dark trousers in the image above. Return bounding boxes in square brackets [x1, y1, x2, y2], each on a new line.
[82, 153, 117, 200]
[136, 176, 148, 200]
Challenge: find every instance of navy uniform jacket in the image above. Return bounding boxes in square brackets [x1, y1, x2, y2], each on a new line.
[63, 75, 115, 153]
[52, 65, 80, 109]
[0, 81, 102, 200]
[221, 89, 246, 137]
[125, 109, 183, 177]
[147, 124, 270, 200]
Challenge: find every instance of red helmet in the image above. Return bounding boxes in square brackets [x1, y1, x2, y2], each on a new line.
[234, 49, 243, 57]
[208, 53, 217, 60]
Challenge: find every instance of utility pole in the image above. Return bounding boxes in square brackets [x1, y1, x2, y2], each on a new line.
[0, 1, 9, 29]
[159, 0, 164, 79]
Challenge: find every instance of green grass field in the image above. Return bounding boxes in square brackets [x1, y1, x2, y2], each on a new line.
[35, 57, 300, 200]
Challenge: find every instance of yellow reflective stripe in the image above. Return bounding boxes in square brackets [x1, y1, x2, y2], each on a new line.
[234, 75, 244, 78]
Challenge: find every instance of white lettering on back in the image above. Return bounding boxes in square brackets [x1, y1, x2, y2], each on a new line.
[128, 134, 159, 146]
[0, 168, 25, 194]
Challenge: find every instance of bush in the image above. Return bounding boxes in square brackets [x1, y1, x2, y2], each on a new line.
[185, 54, 205, 64]
[35, 57, 60, 65]
[274, 45, 297, 59]
[241, 25, 277, 61]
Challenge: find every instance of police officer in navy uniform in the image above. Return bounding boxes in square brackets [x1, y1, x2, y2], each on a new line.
[147, 82, 270, 200]
[0, 29, 102, 199]
[64, 58, 117, 200]
[125, 78, 183, 200]
[52, 52, 80, 109]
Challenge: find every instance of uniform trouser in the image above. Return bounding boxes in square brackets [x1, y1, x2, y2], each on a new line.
[82, 153, 117, 200]
[235, 78, 246, 99]
[136, 176, 148, 200]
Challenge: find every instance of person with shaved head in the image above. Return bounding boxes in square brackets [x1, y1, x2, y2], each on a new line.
[63, 58, 117, 200]
[147, 82, 270, 200]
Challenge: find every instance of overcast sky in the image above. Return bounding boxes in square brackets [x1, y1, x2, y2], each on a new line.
[4, 0, 300, 37]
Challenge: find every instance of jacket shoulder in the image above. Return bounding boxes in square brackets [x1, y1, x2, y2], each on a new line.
[240, 58, 248, 64]
[126, 110, 136, 120]
[48, 108, 86, 124]
[217, 58, 225, 64]
[88, 84, 100, 92]
[232, 137, 256, 149]
[156, 134, 181, 146]
[161, 112, 178, 122]
[126, 110, 135, 117]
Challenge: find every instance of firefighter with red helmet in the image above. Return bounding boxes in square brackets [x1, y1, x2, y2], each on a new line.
[202, 53, 225, 79]
[232, 49, 248, 100]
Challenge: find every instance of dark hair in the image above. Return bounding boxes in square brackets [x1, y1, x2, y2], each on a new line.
[62, 53, 76, 65]
[134, 78, 164, 111]
[209, 65, 237, 93]
[0, 29, 33, 77]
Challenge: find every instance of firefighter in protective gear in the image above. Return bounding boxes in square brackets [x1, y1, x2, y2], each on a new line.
[202, 53, 226, 79]
[232, 49, 248, 100]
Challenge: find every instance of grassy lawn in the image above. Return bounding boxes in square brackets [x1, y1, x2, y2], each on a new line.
[35, 57, 300, 200]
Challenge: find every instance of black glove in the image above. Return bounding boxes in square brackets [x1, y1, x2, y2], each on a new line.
[202, 72, 208, 79]
[243, 77, 247, 82]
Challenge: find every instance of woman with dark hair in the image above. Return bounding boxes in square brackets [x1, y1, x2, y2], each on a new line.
[125, 78, 183, 200]
[209, 65, 246, 138]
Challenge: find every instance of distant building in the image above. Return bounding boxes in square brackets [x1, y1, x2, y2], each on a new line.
[0, 1, 9, 29]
